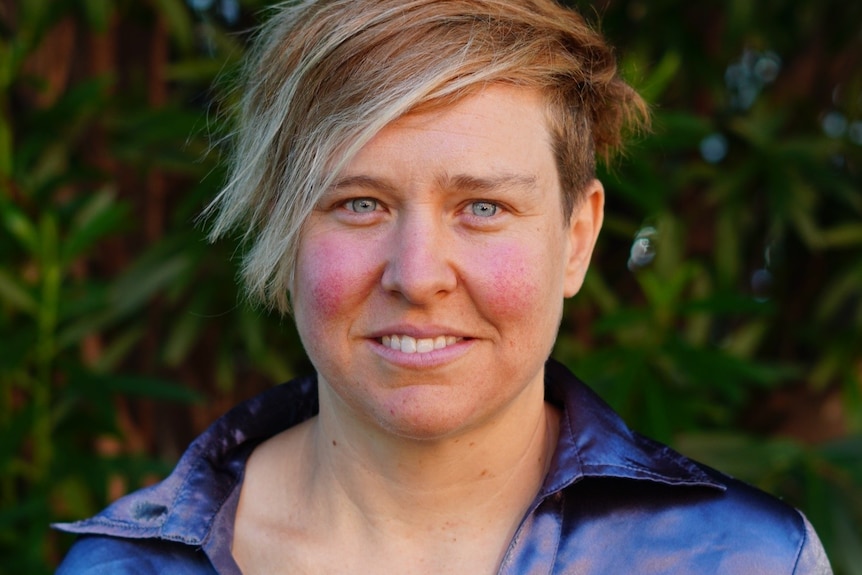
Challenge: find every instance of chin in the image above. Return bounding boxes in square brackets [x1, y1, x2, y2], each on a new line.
[368, 384, 521, 443]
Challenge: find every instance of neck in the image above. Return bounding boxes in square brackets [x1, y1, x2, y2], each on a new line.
[306, 380, 559, 544]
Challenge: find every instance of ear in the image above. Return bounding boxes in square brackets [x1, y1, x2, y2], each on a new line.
[563, 179, 604, 298]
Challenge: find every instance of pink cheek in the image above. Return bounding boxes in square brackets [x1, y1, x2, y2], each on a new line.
[475, 244, 541, 317]
[296, 236, 372, 319]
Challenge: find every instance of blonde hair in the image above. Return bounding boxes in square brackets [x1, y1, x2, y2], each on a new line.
[205, 0, 648, 314]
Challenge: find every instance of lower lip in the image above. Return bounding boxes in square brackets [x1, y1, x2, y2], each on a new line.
[368, 338, 474, 369]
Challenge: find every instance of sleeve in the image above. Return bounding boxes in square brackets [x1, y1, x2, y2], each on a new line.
[56, 535, 217, 575]
[793, 513, 833, 575]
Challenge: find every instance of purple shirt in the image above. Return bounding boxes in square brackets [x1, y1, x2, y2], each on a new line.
[54, 360, 832, 574]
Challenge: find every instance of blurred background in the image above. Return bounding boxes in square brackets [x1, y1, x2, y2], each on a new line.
[1, 0, 860, 572]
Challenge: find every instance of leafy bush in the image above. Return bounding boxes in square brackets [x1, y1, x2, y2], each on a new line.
[557, 1, 862, 571]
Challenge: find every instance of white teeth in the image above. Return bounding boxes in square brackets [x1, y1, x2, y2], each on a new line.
[401, 335, 417, 353]
[380, 334, 463, 353]
[416, 338, 434, 353]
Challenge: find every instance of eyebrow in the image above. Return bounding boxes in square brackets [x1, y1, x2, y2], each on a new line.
[437, 172, 539, 194]
[330, 174, 399, 193]
[331, 172, 539, 195]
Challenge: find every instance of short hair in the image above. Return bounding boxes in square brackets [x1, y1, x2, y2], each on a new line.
[205, 0, 648, 314]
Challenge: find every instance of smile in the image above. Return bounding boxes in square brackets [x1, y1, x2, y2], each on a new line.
[380, 335, 463, 354]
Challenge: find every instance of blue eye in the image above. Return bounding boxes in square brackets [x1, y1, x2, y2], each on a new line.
[346, 198, 378, 213]
[471, 201, 498, 217]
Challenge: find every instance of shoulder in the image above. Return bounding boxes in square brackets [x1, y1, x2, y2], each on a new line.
[55, 535, 216, 574]
[694, 467, 810, 554]
[53, 374, 321, 571]
[555, 464, 831, 574]
[542, 360, 831, 573]
[689, 466, 831, 574]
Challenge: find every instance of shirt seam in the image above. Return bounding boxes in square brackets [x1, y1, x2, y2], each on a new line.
[790, 508, 807, 575]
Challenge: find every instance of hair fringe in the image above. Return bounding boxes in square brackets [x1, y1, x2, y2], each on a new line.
[204, 0, 650, 315]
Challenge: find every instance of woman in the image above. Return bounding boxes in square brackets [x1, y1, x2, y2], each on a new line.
[55, 1, 831, 573]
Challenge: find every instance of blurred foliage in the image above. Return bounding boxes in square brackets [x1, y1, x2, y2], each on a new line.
[0, 0, 859, 573]
[556, 0, 862, 571]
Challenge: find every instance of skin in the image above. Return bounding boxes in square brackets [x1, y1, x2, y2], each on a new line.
[233, 84, 604, 574]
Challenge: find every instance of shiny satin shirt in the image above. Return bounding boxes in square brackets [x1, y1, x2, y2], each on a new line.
[54, 360, 832, 574]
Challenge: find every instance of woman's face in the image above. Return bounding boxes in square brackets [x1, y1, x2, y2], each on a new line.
[292, 84, 603, 440]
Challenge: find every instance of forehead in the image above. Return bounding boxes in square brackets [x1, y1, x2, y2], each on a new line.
[340, 84, 557, 185]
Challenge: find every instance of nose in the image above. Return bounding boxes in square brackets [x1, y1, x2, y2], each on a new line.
[380, 212, 457, 303]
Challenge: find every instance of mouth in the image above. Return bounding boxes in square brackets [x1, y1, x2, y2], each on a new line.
[379, 335, 465, 354]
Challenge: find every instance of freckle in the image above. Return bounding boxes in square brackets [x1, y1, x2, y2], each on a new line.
[469, 441, 475, 447]
[480, 469, 488, 477]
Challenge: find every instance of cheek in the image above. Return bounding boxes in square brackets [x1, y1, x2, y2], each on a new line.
[473, 242, 548, 318]
[294, 234, 373, 320]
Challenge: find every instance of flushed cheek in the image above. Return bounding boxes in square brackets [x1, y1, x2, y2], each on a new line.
[294, 233, 377, 321]
[470, 243, 550, 318]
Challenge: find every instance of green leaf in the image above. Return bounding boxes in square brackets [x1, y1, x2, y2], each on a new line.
[110, 246, 194, 316]
[680, 293, 774, 316]
[643, 369, 674, 442]
[1, 204, 39, 255]
[820, 224, 862, 248]
[0, 269, 38, 314]
[162, 309, 203, 367]
[638, 50, 682, 104]
[77, 372, 204, 403]
[151, 0, 195, 54]
[649, 111, 713, 150]
[829, 495, 862, 574]
[675, 433, 804, 482]
[62, 188, 129, 264]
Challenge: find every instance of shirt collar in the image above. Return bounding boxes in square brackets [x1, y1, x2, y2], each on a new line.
[540, 359, 724, 495]
[54, 359, 723, 546]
